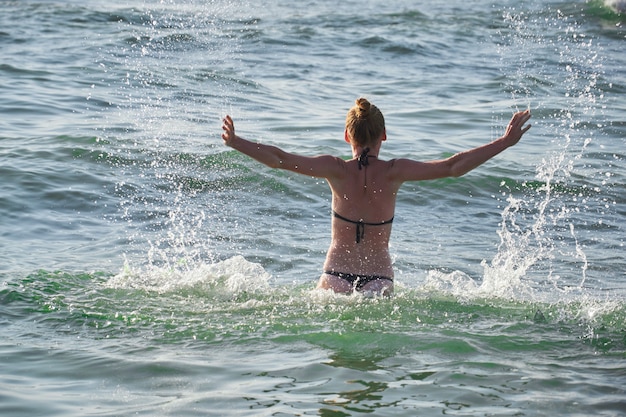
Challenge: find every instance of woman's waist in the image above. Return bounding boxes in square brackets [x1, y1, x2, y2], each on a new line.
[323, 248, 393, 277]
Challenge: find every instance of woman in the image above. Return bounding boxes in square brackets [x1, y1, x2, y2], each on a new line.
[220, 98, 531, 295]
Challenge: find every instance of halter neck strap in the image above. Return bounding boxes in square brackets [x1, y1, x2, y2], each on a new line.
[357, 147, 376, 170]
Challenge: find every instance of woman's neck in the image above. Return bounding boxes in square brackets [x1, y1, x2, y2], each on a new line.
[352, 144, 381, 159]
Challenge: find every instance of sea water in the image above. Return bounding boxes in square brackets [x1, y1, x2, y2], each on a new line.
[1, 0, 625, 415]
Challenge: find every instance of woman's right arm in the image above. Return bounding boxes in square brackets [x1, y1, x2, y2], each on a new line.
[390, 110, 531, 183]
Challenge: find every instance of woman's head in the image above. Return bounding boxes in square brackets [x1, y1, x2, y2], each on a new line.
[345, 98, 385, 147]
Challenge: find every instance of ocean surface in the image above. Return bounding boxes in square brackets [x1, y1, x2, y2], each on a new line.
[1, 0, 625, 415]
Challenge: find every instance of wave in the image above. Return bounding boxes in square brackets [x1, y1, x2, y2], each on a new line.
[582, 0, 626, 26]
[110, 254, 625, 349]
[2, 257, 624, 358]
[603, 0, 626, 14]
[2, 261, 624, 417]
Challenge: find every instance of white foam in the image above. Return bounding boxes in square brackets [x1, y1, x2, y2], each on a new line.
[605, 0, 626, 13]
[106, 255, 271, 296]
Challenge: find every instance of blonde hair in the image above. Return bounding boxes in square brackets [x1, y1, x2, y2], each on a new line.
[345, 98, 385, 147]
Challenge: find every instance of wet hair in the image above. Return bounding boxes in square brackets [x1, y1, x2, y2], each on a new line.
[345, 98, 385, 147]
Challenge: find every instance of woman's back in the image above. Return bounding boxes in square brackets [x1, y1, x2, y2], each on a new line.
[323, 156, 400, 277]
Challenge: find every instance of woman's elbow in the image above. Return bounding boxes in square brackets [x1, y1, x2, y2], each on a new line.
[442, 159, 465, 178]
[265, 148, 287, 169]
[449, 167, 466, 178]
[266, 159, 283, 169]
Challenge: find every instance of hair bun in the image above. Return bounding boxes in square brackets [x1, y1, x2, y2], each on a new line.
[345, 97, 385, 147]
[355, 97, 371, 118]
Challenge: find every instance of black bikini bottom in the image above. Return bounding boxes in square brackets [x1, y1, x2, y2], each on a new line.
[323, 270, 393, 291]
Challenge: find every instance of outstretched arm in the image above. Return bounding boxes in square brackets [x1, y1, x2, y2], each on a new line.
[391, 110, 532, 182]
[220, 115, 344, 178]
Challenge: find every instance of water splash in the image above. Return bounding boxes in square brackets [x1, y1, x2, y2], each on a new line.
[107, 255, 271, 297]
[481, 4, 610, 300]
[603, 0, 626, 15]
[96, 0, 253, 273]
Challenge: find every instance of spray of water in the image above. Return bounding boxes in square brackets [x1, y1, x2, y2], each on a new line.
[481, 4, 609, 302]
[96, 0, 254, 278]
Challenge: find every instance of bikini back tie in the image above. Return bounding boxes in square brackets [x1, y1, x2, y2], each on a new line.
[357, 147, 371, 170]
[332, 210, 394, 243]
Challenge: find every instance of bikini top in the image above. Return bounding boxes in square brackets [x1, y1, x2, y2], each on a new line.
[357, 147, 373, 170]
[332, 210, 394, 244]
[331, 147, 394, 243]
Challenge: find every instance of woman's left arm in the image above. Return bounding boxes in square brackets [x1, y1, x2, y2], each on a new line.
[221, 115, 344, 178]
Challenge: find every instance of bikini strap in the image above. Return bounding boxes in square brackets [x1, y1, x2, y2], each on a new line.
[332, 210, 394, 243]
[333, 211, 365, 242]
[357, 147, 370, 170]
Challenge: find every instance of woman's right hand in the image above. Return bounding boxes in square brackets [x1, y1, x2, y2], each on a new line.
[502, 110, 532, 147]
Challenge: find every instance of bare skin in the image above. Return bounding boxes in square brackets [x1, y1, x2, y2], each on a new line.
[220, 110, 531, 295]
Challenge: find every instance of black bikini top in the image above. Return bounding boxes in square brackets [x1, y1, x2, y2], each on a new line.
[332, 147, 394, 243]
[332, 210, 394, 243]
